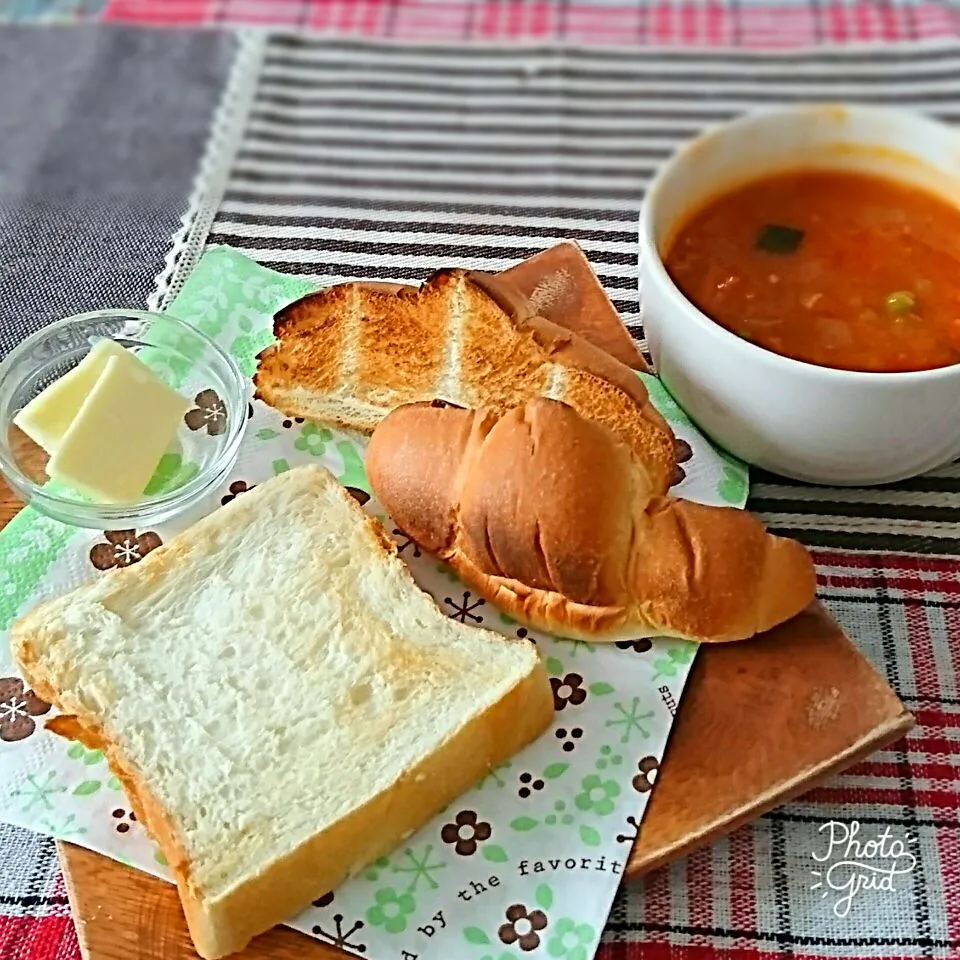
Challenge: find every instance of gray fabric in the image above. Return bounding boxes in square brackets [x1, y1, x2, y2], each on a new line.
[0, 24, 236, 357]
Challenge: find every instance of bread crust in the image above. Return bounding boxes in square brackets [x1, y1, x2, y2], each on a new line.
[366, 400, 817, 644]
[498, 240, 649, 370]
[20, 647, 551, 958]
[10, 466, 554, 959]
[254, 270, 678, 495]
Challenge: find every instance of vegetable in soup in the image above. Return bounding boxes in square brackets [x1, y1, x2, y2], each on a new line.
[662, 169, 960, 373]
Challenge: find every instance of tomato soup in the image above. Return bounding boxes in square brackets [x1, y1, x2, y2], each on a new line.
[662, 169, 960, 373]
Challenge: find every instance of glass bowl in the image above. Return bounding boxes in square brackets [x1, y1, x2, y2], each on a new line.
[0, 310, 248, 528]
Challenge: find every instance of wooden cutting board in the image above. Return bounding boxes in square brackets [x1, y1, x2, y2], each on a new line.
[2, 241, 913, 959]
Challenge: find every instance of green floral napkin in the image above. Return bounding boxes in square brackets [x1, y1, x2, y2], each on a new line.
[0, 246, 748, 960]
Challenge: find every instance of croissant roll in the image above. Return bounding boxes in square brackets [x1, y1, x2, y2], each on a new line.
[366, 397, 816, 644]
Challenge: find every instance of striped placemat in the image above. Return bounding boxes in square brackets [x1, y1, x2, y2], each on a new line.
[206, 34, 960, 556]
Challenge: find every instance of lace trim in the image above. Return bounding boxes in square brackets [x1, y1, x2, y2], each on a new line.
[147, 29, 266, 313]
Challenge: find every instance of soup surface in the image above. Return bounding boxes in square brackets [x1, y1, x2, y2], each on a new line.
[663, 168, 960, 373]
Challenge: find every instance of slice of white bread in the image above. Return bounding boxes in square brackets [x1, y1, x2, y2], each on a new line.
[11, 465, 553, 959]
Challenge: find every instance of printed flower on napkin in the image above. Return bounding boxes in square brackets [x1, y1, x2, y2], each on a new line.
[0, 677, 50, 742]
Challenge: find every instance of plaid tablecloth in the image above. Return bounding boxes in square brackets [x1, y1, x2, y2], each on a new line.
[2, 7, 960, 960]
[1, 0, 959, 49]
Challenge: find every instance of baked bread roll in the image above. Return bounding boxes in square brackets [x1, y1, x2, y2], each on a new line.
[366, 398, 817, 644]
[255, 269, 679, 496]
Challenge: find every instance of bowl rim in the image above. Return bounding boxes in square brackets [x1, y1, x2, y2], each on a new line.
[638, 101, 960, 385]
[0, 308, 247, 523]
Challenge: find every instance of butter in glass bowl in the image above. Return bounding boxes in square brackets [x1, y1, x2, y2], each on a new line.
[0, 310, 247, 528]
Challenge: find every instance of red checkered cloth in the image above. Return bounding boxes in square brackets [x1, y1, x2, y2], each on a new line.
[4, 10, 960, 960]
[99, 0, 960, 47]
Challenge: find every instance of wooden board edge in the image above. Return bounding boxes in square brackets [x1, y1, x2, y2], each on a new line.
[624, 708, 915, 877]
[58, 843, 341, 960]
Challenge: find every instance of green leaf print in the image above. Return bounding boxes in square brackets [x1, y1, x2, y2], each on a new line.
[650, 656, 679, 680]
[436, 563, 460, 584]
[195, 311, 226, 336]
[106, 776, 122, 791]
[255, 427, 279, 441]
[154, 848, 168, 867]
[547, 918, 597, 960]
[365, 887, 416, 935]
[230, 304, 263, 334]
[669, 639, 697, 662]
[545, 657, 564, 678]
[561, 639, 596, 657]
[336, 440, 369, 492]
[482, 844, 509, 863]
[579, 825, 602, 847]
[363, 856, 390, 881]
[650, 642, 698, 681]
[272, 458, 291, 476]
[716, 445, 749, 505]
[589, 682, 614, 696]
[230, 329, 274, 377]
[543, 762, 569, 781]
[718, 464, 747, 504]
[72, 780, 101, 797]
[635, 372, 693, 427]
[464, 926, 492, 945]
[535, 883, 554, 910]
[510, 816, 539, 832]
[66, 743, 104, 766]
[0, 510, 80, 631]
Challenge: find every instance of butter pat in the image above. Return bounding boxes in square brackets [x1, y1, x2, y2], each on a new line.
[14, 339, 135, 454]
[47, 354, 191, 503]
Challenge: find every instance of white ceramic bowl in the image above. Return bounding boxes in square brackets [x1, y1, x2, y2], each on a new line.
[639, 104, 960, 486]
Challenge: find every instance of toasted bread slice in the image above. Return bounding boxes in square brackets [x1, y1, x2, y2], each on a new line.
[11, 466, 553, 959]
[254, 269, 677, 496]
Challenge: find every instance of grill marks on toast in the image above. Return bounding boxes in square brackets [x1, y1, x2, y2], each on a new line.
[339, 284, 364, 401]
[255, 270, 675, 493]
[458, 276, 548, 411]
[436, 273, 465, 404]
[357, 284, 448, 408]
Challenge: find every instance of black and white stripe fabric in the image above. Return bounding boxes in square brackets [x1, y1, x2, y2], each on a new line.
[210, 34, 960, 554]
